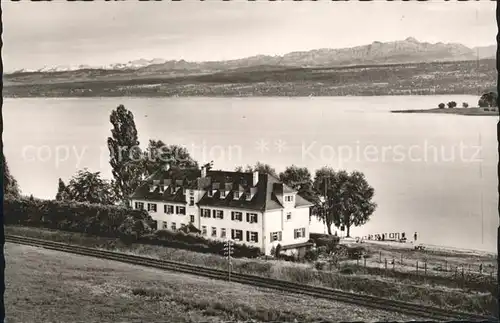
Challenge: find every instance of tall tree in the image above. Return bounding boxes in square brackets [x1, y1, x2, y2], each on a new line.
[66, 169, 116, 205]
[2, 154, 20, 198]
[235, 162, 278, 177]
[142, 140, 198, 177]
[107, 105, 143, 202]
[55, 178, 69, 201]
[313, 168, 377, 236]
[279, 165, 318, 204]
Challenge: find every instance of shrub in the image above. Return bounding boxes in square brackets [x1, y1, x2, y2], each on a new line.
[438, 103, 445, 109]
[462, 102, 469, 108]
[304, 249, 320, 262]
[447, 101, 457, 109]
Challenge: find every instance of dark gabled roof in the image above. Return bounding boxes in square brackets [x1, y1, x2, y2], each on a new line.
[130, 167, 313, 211]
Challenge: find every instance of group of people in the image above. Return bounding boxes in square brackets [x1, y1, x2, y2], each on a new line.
[364, 232, 418, 243]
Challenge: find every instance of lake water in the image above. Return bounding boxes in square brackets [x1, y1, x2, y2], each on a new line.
[3, 96, 498, 252]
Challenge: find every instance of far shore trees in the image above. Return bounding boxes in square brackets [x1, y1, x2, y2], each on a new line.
[313, 167, 376, 237]
[478, 92, 498, 108]
[447, 101, 457, 109]
[438, 103, 445, 109]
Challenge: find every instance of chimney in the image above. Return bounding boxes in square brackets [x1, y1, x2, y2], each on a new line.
[201, 166, 207, 178]
[252, 171, 259, 186]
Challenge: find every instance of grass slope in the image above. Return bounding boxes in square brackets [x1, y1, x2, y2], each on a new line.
[6, 225, 498, 317]
[391, 107, 498, 116]
[5, 243, 421, 322]
[4, 59, 496, 97]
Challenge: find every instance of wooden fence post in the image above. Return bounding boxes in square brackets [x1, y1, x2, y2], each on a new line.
[379, 251, 382, 263]
[416, 261, 419, 276]
[384, 258, 387, 271]
[392, 258, 395, 271]
[364, 257, 366, 268]
[424, 261, 427, 276]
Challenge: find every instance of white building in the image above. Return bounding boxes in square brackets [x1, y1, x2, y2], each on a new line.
[130, 165, 314, 255]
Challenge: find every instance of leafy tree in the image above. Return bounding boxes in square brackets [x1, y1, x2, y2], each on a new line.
[313, 167, 377, 237]
[462, 102, 469, 108]
[107, 105, 143, 202]
[55, 178, 70, 201]
[66, 169, 116, 205]
[447, 101, 457, 109]
[279, 165, 319, 205]
[235, 162, 277, 177]
[142, 140, 198, 176]
[2, 154, 20, 198]
[478, 92, 498, 108]
[438, 103, 445, 109]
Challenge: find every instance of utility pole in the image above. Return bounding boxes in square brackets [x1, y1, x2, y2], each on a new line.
[223, 239, 234, 282]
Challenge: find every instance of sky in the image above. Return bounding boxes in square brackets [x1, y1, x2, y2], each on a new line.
[3, 1, 497, 72]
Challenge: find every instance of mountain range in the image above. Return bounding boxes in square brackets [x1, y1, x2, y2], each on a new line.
[10, 38, 496, 75]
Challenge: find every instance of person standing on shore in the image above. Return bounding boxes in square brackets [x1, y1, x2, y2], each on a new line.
[414, 232, 418, 243]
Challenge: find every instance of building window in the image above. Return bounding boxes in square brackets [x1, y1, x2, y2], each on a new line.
[214, 210, 224, 219]
[220, 191, 226, 198]
[270, 231, 282, 242]
[190, 215, 195, 223]
[190, 189, 194, 196]
[286, 212, 292, 221]
[135, 202, 144, 210]
[246, 231, 258, 243]
[147, 203, 157, 212]
[201, 209, 210, 218]
[162, 222, 168, 230]
[246, 213, 258, 223]
[189, 197, 195, 206]
[208, 190, 213, 197]
[171, 222, 177, 231]
[231, 211, 243, 222]
[221, 228, 226, 238]
[211, 227, 217, 237]
[176, 206, 186, 215]
[164, 205, 174, 214]
[294, 228, 306, 239]
[284, 195, 294, 202]
[234, 191, 240, 199]
[231, 229, 243, 241]
[202, 226, 207, 236]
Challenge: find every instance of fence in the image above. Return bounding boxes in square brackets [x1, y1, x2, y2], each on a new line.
[331, 253, 497, 293]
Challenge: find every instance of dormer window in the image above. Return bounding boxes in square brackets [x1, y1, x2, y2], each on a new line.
[220, 191, 226, 198]
[284, 195, 294, 202]
[149, 185, 156, 193]
[245, 193, 253, 201]
[208, 190, 213, 197]
[159, 185, 165, 193]
[233, 191, 240, 200]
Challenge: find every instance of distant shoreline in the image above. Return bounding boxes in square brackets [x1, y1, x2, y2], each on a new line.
[391, 107, 498, 116]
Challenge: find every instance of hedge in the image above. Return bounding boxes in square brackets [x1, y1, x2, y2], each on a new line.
[139, 230, 262, 258]
[4, 196, 154, 239]
[4, 196, 262, 258]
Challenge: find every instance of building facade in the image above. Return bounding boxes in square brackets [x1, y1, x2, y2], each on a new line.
[130, 165, 313, 255]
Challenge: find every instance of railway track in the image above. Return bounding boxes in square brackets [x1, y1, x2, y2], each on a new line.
[6, 234, 497, 322]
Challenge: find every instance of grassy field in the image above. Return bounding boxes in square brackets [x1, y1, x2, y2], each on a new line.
[391, 107, 498, 116]
[5, 243, 424, 322]
[3, 59, 496, 97]
[6, 225, 498, 317]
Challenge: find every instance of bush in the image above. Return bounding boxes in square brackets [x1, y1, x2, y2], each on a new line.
[438, 103, 445, 109]
[315, 235, 340, 253]
[462, 102, 469, 108]
[4, 196, 153, 240]
[447, 101, 457, 109]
